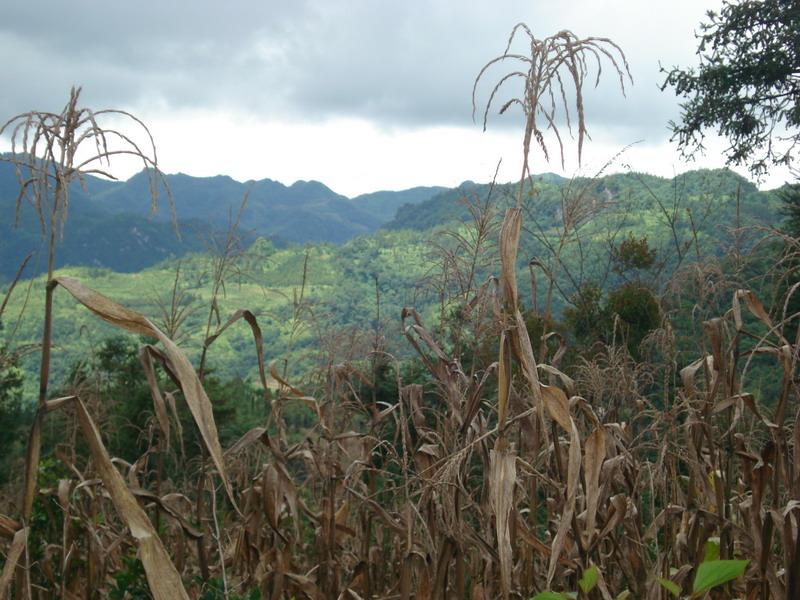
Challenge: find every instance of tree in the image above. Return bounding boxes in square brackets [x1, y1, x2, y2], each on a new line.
[781, 182, 800, 235]
[662, 0, 800, 177]
[606, 283, 661, 357]
[563, 282, 610, 348]
[612, 234, 657, 279]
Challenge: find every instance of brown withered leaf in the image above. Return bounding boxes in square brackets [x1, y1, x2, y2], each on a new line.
[284, 571, 321, 598]
[130, 489, 203, 540]
[45, 395, 189, 599]
[541, 384, 571, 432]
[0, 516, 20, 541]
[489, 439, 516, 599]
[538, 363, 576, 396]
[53, 276, 235, 508]
[139, 346, 171, 449]
[583, 426, 606, 545]
[0, 527, 27, 600]
[547, 419, 581, 587]
[204, 309, 269, 392]
[268, 362, 321, 416]
[262, 463, 286, 539]
[734, 289, 783, 342]
[589, 494, 628, 554]
[164, 391, 184, 453]
[461, 364, 498, 435]
[680, 356, 711, 397]
[497, 330, 511, 429]
[225, 427, 267, 457]
[513, 309, 544, 406]
[499, 207, 522, 313]
[701, 318, 726, 379]
[432, 538, 457, 599]
[21, 414, 44, 527]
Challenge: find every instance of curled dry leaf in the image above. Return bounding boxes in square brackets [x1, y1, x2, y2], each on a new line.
[45, 395, 189, 600]
[489, 439, 517, 600]
[583, 426, 606, 546]
[734, 289, 784, 343]
[205, 309, 269, 392]
[53, 276, 235, 508]
[541, 384, 571, 432]
[547, 418, 582, 587]
[0, 527, 27, 600]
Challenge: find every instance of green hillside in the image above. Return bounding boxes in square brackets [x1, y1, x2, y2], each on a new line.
[387, 168, 772, 233]
[1, 167, 787, 398]
[1, 230, 435, 395]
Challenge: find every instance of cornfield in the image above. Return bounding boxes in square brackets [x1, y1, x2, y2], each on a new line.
[0, 26, 798, 600]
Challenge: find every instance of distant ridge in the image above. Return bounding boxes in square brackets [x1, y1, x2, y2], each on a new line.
[86, 170, 448, 244]
[0, 160, 443, 278]
[0, 158, 783, 280]
[385, 168, 769, 232]
[352, 186, 447, 222]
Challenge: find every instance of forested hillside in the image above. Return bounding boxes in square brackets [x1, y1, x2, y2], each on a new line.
[1, 166, 785, 394]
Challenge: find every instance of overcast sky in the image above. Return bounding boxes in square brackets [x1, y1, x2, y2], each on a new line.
[0, 0, 792, 196]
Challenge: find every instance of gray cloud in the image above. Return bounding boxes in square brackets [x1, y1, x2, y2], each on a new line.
[0, 0, 719, 143]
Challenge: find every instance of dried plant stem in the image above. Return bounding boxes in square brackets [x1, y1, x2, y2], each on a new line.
[473, 25, 631, 207]
[211, 478, 229, 599]
[1, 87, 169, 598]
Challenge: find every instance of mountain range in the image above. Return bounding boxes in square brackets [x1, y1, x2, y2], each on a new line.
[1, 162, 790, 390]
[0, 156, 787, 281]
[0, 157, 445, 279]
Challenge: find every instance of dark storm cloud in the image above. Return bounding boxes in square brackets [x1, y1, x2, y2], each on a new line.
[0, 0, 710, 141]
[0, 1, 302, 115]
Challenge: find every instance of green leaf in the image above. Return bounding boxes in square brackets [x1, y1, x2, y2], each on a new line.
[530, 593, 569, 600]
[692, 560, 748, 595]
[658, 578, 681, 597]
[703, 537, 720, 562]
[579, 565, 600, 594]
